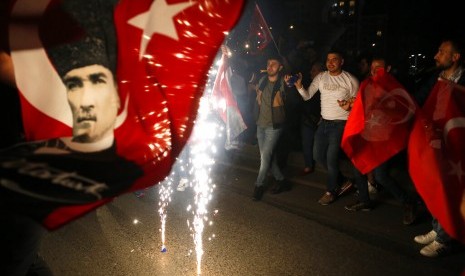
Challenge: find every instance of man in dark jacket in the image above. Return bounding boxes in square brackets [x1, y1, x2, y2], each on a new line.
[252, 55, 291, 200]
[413, 38, 464, 257]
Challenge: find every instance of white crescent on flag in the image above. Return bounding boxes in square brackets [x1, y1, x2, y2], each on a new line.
[10, 0, 72, 127]
[444, 117, 465, 144]
[380, 88, 416, 125]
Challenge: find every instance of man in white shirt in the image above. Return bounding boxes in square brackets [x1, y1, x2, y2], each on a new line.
[286, 50, 359, 205]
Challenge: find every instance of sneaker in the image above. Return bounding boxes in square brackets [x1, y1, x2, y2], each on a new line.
[301, 167, 314, 175]
[270, 180, 292, 194]
[177, 178, 188, 191]
[420, 241, 451, 257]
[134, 190, 145, 198]
[318, 192, 336, 205]
[402, 202, 417, 225]
[414, 230, 437, 245]
[344, 200, 373, 211]
[367, 181, 378, 194]
[252, 185, 265, 201]
[337, 180, 354, 197]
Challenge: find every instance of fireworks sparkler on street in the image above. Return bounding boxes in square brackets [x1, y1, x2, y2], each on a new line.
[157, 56, 225, 274]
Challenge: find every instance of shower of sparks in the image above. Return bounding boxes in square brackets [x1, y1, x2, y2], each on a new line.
[158, 174, 174, 252]
[157, 54, 224, 274]
[187, 95, 221, 275]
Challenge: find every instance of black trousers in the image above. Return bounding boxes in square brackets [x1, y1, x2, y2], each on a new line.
[0, 211, 53, 276]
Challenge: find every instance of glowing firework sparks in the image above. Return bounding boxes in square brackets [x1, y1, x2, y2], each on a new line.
[158, 175, 174, 252]
[157, 54, 223, 274]
[187, 95, 220, 275]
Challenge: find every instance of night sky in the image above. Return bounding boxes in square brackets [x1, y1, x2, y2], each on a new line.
[227, 0, 463, 85]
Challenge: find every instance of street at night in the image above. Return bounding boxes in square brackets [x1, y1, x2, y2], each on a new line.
[40, 146, 465, 276]
[2, 0, 465, 275]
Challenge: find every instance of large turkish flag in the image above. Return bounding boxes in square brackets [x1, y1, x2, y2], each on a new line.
[408, 79, 465, 244]
[342, 69, 416, 174]
[1, 0, 244, 229]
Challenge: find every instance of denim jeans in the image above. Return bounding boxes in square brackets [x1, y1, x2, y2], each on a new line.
[373, 160, 411, 204]
[352, 159, 414, 204]
[432, 217, 453, 244]
[301, 123, 316, 168]
[352, 165, 370, 203]
[255, 126, 284, 187]
[313, 120, 346, 193]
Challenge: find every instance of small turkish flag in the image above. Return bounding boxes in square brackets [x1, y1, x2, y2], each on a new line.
[408, 79, 465, 244]
[247, 3, 273, 53]
[211, 53, 247, 150]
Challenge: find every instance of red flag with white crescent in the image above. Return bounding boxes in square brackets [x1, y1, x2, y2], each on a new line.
[408, 79, 465, 244]
[211, 53, 247, 149]
[341, 69, 416, 174]
[1, 0, 244, 230]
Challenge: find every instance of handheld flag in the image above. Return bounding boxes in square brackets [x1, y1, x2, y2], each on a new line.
[408, 80, 465, 244]
[247, 3, 274, 54]
[212, 51, 247, 150]
[341, 69, 416, 174]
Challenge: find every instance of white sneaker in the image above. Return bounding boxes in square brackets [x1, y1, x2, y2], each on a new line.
[420, 241, 450, 257]
[414, 230, 437, 245]
[367, 181, 377, 194]
[177, 178, 188, 191]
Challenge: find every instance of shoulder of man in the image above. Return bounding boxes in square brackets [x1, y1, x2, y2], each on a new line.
[342, 70, 358, 79]
[313, 71, 327, 81]
[257, 75, 267, 90]
[457, 71, 465, 85]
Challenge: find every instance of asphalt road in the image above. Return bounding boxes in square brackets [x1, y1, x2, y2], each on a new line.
[40, 150, 465, 276]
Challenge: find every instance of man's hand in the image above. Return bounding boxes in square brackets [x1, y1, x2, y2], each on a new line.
[284, 73, 303, 89]
[337, 97, 355, 111]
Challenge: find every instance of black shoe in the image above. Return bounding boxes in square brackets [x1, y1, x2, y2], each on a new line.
[270, 180, 292, 194]
[337, 180, 354, 197]
[344, 200, 373, 211]
[402, 202, 418, 225]
[253, 185, 265, 201]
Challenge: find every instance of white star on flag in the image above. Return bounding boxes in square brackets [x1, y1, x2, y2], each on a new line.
[365, 112, 383, 129]
[128, 0, 196, 59]
[448, 160, 465, 183]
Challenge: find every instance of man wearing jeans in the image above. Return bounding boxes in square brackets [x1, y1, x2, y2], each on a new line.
[252, 55, 290, 201]
[288, 50, 359, 205]
[413, 38, 465, 257]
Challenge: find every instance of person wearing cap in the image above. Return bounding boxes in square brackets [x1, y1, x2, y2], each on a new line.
[0, 0, 142, 211]
[0, 2, 141, 274]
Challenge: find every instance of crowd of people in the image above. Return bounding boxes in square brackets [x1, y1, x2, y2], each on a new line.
[222, 37, 465, 259]
[1, 24, 464, 275]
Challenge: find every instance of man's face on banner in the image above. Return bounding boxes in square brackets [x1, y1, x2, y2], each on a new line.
[63, 64, 120, 143]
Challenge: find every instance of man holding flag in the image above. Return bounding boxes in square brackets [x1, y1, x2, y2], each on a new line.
[411, 38, 465, 257]
[340, 57, 419, 224]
